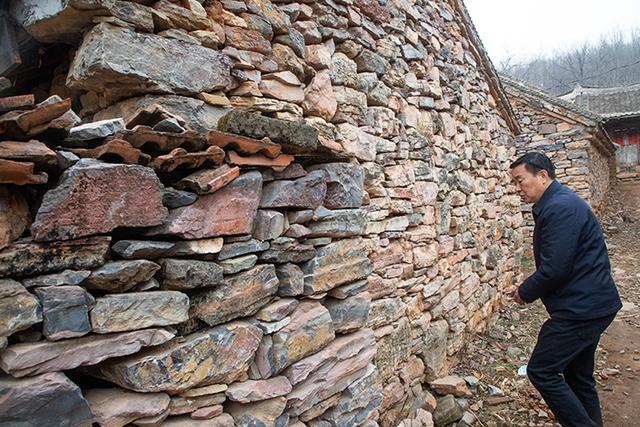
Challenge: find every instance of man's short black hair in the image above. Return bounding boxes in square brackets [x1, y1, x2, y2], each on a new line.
[510, 152, 556, 179]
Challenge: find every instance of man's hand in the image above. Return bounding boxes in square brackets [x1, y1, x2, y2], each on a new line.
[512, 287, 525, 305]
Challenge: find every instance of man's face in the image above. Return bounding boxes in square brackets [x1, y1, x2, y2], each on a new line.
[510, 164, 550, 203]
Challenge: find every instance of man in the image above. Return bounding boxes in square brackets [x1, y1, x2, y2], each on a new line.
[510, 152, 621, 427]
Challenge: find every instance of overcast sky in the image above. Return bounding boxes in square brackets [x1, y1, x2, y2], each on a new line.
[464, 0, 640, 64]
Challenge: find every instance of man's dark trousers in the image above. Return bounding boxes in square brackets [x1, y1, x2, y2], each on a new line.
[527, 313, 616, 427]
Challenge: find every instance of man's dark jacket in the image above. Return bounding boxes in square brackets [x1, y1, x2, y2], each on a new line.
[519, 180, 622, 320]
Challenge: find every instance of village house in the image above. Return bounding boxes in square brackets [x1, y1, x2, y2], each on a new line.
[501, 75, 616, 216]
[562, 83, 640, 180]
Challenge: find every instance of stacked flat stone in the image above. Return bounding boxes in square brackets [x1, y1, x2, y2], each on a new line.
[1, 0, 524, 426]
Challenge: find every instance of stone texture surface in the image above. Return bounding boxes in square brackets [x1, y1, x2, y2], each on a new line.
[227, 397, 287, 427]
[34, 285, 93, 340]
[0, 328, 175, 377]
[84, 260, 160, 293]
[157, 259, 223, 291]
[307, 163, 364, 209]
[0, 185, 30, 250]
[226, 377, 292, 403]
[325, 292, 372, 333]
[0, 236, 110, 278]
[68, 23, 232, 101]
[301, 238, 371, 295]
[90, 291, 189, 333]
[0, 373, 93, 427]
[260, 171, 327, 209]
[256, 301, 335, 377]
[0, 279, 42, 337]
[22, 269, 91, 288]
[31, 160, 167, 242]
[148, 171, 262, 239]
[190, 265, 279, 327]
[85, 388, 170, 427]
[285, 328, 376, 416]
[218, 110, 318, 154]
[90, 322, 262, 393]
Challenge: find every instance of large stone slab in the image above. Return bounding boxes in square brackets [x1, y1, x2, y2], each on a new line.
[256, 301, 335, 377]
[90, 291, 189, 334]
[190, 265, 279, 327]
[324, 292, 371, 333]
[9, 0, 110, 43]
[284, 329, 376, 416]
[260, 171, 327, 209]
[90, 322, 262, 393]
[34, 285, 93, 341]
[0, 236, 110, 278]
[148, 172, 262, 239]
[0, 328, 175, 377]
[157, 259, 223, 291]
[67, 23, 232, 101]
[301, 238, 371, 295]
[0, 279, 41, 337]
[0, 185, 30, 250]
[306, 208, 367, 238]
[307, 163, 364, 209]
[218, 110, 318, 154]
[0, 372, 93, 427]
[31, 160, 167, 242]
[22, 269, 91, 288]
[83, 260, 160, 293]
[85, 388, 170, 427]
[322, 364, 382, 425]
[226, 377, 292, 403]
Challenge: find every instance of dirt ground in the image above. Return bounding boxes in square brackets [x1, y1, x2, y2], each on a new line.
[453, 182, 640, 427]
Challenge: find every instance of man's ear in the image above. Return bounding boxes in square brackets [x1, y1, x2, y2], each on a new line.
[537, 169, 550, 180]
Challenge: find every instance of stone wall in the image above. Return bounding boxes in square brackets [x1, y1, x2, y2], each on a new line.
[0, 1, 523, 426]
[503, 78, 615, 210]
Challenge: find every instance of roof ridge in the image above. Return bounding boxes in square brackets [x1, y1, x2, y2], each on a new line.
[499, 74, 602, 122]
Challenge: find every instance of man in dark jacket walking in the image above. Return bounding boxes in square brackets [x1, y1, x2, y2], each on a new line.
[510, 152, 622, 427]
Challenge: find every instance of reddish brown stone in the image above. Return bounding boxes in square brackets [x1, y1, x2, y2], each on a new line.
[0, 159, 48, 185]
[148, 171, 262, 239]
[302, 71, 337, 121]
[354, 0, 391, 23]
[0, 140, 57, 166]
[176, 165, 240, 195]
[67, 139, 150, 165]
[31, 160, 167, 241]
[152, 146, 225, 172]
[0, 94, 35, 114]
[114, 126, 207, 153]
[225, 377, 292, 403]
[208, 130, 282, 159]
[85, 388, 170, 427]
[0, 328, 175, 377]
[10, 97, 71, 133]
[224, 26, 271, 55]
[0, 186, 30, 250]
[226, 150, 294, 168]
[191, 405, 223, 420]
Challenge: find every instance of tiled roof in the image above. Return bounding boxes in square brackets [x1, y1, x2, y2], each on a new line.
[560, 83, 640, 118]
[500, 74, 602, 122]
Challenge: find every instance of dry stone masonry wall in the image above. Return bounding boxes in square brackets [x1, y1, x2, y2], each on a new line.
[503, 78, 615, 215]
[0, 0, 523, 426]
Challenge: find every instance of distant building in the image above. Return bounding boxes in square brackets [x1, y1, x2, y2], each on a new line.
[501, 75, 616, 215]
[562, 84, 640, 172]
